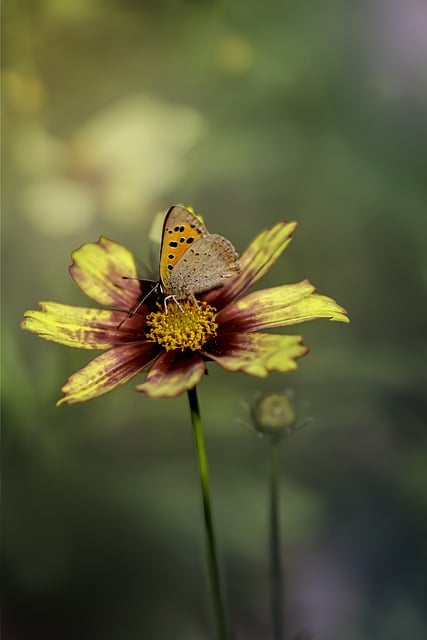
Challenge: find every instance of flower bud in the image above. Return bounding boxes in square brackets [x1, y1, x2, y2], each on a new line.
[251, 392, 296, 437]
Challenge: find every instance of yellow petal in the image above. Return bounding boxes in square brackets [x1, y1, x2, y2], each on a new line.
[70, 236, 142, 307]
[204, 221, 297, 308]
[204, 332, 308, 377]
[218, 281, 349, 330]
[21, 302, 147, 349]
[57, 343, 158, 405]
[135, 351, 206, 398]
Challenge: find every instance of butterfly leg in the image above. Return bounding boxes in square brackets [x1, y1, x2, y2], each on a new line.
[189, 292, 200, 308]
[117, 281, 160, 329]
[163, 295, 184, 314]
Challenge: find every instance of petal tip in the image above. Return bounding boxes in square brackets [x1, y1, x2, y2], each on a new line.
[329, 303, 350, 323]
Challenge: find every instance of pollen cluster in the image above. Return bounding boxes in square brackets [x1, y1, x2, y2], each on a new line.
[145, 300, 218, 351]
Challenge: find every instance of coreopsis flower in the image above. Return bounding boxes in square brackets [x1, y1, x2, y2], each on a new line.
[21, 220, 349, 404]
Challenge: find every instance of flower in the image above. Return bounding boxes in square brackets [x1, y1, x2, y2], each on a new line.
[21, 220, 349, 404]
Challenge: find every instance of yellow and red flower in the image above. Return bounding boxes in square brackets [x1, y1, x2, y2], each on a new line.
[21, 221, 349, 403]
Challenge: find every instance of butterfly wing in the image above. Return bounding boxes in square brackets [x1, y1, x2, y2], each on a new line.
[167, 234, 240, 297]
[160, 205, 207, 290]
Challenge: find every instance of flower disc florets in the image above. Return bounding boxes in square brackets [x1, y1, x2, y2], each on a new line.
[145, 300, 218, 351]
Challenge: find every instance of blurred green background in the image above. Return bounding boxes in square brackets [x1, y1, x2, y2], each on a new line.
[2, 1, 427, 639]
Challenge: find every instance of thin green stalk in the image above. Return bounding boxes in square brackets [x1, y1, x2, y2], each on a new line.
[270, 438, 285, 640]
[187, 387, 230, 640]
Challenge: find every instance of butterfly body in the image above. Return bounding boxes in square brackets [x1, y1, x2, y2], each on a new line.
[159, 205, 240, 301]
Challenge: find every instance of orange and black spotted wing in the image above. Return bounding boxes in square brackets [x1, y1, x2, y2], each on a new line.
[159, 205, 207, 293]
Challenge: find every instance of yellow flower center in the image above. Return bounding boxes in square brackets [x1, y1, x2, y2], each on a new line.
[145, 300, 218, 352]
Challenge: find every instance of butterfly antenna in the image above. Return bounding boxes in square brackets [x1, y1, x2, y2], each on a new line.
[117, 282, 160, 329]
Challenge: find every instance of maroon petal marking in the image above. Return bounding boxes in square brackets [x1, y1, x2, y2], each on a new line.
[135, 350, 206, 398]
[22, 302, 150, 349]
[202, 331, 308, 377]
[217, 281, 349, 332]
[58, 342, 160, 404]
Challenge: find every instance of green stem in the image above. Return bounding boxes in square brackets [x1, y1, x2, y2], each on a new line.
[187, 387, 230, 640]
[270, 439, 285, 640]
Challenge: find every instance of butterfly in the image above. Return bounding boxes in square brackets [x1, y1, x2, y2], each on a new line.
[159, 204, 240, 306]
[119, 205, 240, 325]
